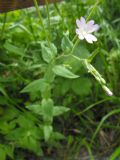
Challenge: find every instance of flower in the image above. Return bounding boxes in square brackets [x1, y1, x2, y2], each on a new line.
[76, 17, 99, 43]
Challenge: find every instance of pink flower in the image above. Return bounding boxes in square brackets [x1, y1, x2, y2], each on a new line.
[76, 17, 99, 43]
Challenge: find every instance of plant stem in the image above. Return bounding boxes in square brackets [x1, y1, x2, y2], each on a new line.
[71, 55, 85, 62]
[86, 0, 101, 22]
[0, 13, 7, 39]
[70, 38, 80, 54]
[54, 0, 64, 30]
[33, 0, 50, 43]
[45, 0, 51, 40]
[33, 0, 45, 30]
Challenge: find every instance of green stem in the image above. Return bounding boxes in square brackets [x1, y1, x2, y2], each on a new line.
[25, 9, 37, 41]
[33, 0, 50, 43]
[90, 109, 120, 146]
[1, 13, 7, 39]
[45, 0, 51, 40]
[71, 55, 85, 62]
[54, 1, 62, 18]
[72, 35, 77, 43]
[33, 0, 45, 30]
[86, 0, 101, 22]
[70, 38, 80, 54]
[54, 1, 64, 30]
[87, 47, 99, 62]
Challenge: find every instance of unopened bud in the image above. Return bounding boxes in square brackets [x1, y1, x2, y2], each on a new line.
[102, 86, 113, 96]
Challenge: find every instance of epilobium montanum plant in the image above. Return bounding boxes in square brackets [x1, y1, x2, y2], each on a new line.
[26, 0, 113, 154]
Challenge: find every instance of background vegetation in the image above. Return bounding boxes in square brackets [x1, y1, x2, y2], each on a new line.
[0, 0, 120, 159]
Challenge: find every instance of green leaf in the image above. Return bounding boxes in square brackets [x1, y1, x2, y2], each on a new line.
[4, 42, 24, 56]
[73, 43, 90, 59]
[63, 43, 90, 73]
[43, 125, 53, 142]
[51, 132, 65, 140]
[17, 115, 35, 128]
[4, 145, 14, 159]
[44, 63, 55, 83]
[9, 24, 32, 35]
[110, 146, 120, 160]
[61, 35, 73, 53]
[53, 65, 79, 79]
[26, 104, 42, 115]
[0, 145, 6, 160]
[0, 85, 8, 97]
[53, 106, 70, 116]
[50, 16, 61, 25]
[72, 78, 92, 96]
[0, 121, 15, 134]
[21, 79, 49, 93]
[41, 42, 57, 63]
[19, 134, 43, 156]
[42, 99, 54, 123]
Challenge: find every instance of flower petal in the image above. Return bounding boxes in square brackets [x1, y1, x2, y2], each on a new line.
[87, 20, 94, 26]
[76, 19, 81, 28]
[84, 34, 97, 43]
[80, 17, 86, 25]
[78, 34, 84, 40]
[87, 24, 99, 33]
[76, 17, 86, 29]
[76, 29, 79, 34]
[76, 29, 84, 40]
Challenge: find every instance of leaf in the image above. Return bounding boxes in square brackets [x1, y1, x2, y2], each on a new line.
[21, 79, 49, 93]
[0, 147, 6, 160]
[110, 146, 120, 160]
[2, 107, 19, 121]
[19, 134, 43, 156]
[17, 115, 35, 128]
[64, 43, 90, 72]
[73, 43, 90, 59]
[44, 63, 55, 83]
[4, 145, 14, 159]
[41, 42, 57, 63]
[43, 125, 53, 142]
[50, 16, 61, 25]
[42, 99, 54, 123]
[72, 78, 92, 96]
[53, 106, 70, 116]
[9, 24, 32, 35]
[26, 104, 42, 115]
[0, 121, 15, 134]
[53, 65, 79, 79]
[4, 42, 24, 56]
[51, 132, 65, 140]
[61, 35, 73, 53]
[0, 85, 8, 97]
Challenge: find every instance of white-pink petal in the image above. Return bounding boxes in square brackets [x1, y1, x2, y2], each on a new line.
[76, 29, 84, 40]
[80, 17, 86, 25]
[76, 29, 79, 34]
[76, 18, 85, 29]
[78, 33, 84, 40]
[87, 20, 94, 26]
[76, 19, 81, 28]
[87, 24, 99, 33]
[84, 34, 97, 43]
